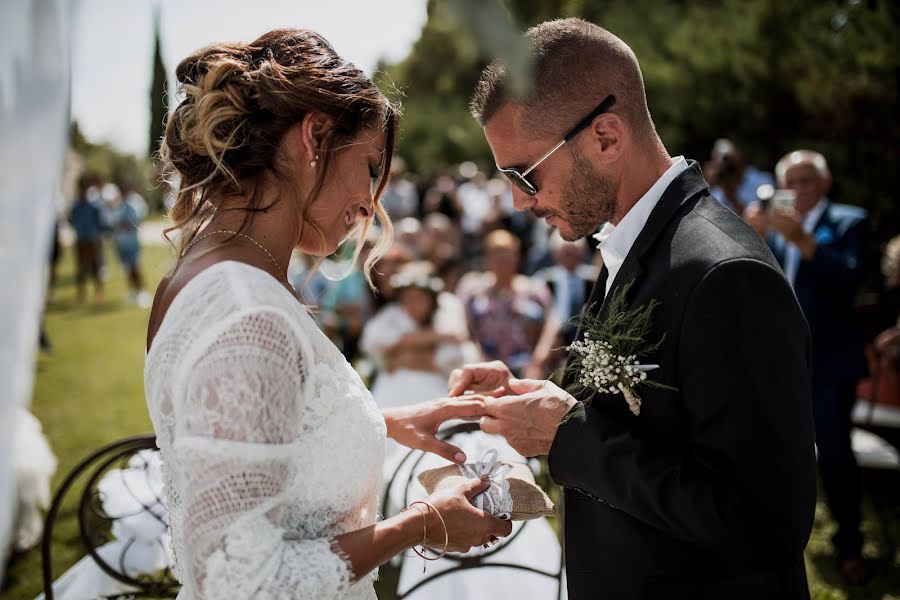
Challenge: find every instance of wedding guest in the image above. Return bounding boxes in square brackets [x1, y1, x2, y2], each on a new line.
[527, 231, 598, 378]
[361, 261, 476, 406]
[706, 138, 774, 215]
[870, 235, 900, 405]
[423, 172, 463, 221]
[319, 245, 372, 362]
[371, 242, 413, 310]
[380, 157, 419, 219]
[103, 183, 150, 307]
[395, 216, 424, 258]
[457, 167, 498, 267]
[746, 150, 870, 583]
[457, 229, 551, 376]
[68, 174, 104, 303]
[421, 213, 464, 292]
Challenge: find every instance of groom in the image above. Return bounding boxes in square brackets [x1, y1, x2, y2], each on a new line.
[451, 18, 817, 599]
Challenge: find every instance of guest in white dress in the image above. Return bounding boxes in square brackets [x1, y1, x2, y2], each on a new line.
[144, 29, 511, 599]
[361, 263, 566, 600]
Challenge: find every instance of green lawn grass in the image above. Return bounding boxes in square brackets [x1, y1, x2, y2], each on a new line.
[2, 240, 898, 599]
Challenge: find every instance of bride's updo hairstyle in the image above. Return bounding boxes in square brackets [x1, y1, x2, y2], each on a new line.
[160, 28, 398, 283]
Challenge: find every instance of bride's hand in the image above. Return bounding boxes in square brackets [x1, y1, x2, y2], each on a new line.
[416, 477, 513, 552]
[383, 397, 486, 464]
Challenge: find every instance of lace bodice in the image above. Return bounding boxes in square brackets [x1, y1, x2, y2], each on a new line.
[144, 261, 386, 599]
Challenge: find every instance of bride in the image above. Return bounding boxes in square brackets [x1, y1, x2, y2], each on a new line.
[143, 29, 511, 599]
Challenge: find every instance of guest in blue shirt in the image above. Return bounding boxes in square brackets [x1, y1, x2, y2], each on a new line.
[706, 138, 775, 215]
[68, 174, 105, 303]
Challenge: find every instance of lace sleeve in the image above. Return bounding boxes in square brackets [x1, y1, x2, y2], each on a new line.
[171, 307, 354, 599]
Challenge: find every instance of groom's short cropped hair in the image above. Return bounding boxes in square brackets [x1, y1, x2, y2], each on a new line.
[471, 18, 655, 143]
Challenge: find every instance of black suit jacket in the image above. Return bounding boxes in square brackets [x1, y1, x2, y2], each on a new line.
[548, 162, 817, 600]
[768, 202, 869, 383]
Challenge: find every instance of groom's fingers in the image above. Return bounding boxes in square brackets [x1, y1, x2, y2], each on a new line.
[448, 362, 511, 397]
[438, 398, 486, 421]
[479, 416, 502, 436]
[507, 377, 547, 395]
[447, 368, 467, 396]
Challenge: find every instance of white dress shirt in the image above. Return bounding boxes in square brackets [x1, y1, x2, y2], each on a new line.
[593, 156, 689, 297]
[782, 198, 827, 287]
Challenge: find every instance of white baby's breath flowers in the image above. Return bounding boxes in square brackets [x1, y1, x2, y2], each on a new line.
[567, 333, 654, 415]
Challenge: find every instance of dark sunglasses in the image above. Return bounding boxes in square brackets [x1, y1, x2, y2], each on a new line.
[497, 95, 616, 196]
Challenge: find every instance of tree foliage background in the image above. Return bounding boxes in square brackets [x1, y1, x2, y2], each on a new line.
[379, 0, 899, 243]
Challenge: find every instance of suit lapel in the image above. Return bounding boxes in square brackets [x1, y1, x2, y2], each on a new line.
[598, 161, 709, 317]
[562, 162, 709, 389]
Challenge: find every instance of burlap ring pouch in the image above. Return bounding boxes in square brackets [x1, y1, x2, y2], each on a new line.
[417, 450, 555, 521]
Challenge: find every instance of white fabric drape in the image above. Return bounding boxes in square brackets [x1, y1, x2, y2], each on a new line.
[0, 0, 70, 583]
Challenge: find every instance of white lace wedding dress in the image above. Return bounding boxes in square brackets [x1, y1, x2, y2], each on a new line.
[144, 261, 386, 599]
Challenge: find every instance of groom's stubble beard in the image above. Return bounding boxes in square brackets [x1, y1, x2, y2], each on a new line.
[557, 150, 618, 242]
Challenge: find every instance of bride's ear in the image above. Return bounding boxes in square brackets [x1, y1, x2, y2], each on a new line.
[298, 112, 334, 164]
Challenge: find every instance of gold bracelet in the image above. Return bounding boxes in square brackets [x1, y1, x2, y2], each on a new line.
[406, 500, 448, 561]
[402, 503, 428, 547]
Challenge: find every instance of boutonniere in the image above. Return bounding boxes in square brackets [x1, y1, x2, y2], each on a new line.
[562, 282, 674, 416]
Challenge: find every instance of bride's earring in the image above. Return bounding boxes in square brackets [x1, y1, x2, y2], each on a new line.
[309, 154, 319, 168]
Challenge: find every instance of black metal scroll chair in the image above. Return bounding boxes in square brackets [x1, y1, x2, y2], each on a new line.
[378, 422, 566, 600]
[41, 434, 180, 599]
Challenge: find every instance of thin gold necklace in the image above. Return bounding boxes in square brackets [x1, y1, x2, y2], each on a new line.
[181, 229, 297, 295]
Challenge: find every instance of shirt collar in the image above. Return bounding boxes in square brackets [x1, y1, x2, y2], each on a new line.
[593, 156, 689, 265]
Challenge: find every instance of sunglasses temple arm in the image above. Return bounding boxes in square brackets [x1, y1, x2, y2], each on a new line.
[564, 95, 616, 142]
[522, 139, 567, 177]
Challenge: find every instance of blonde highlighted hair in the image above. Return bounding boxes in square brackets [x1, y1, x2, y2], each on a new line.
[159, 28, 398, 287]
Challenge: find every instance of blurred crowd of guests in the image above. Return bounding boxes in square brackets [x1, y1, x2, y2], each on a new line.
[290, 146, 897, 585]
[288, 158, 603, 389]
[58, 173, 151, 307]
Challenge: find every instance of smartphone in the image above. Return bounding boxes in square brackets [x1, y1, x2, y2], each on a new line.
[771, 189, 797, 212]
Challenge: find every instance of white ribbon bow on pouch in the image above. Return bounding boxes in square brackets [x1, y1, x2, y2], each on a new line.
[460, 449, 513, 519]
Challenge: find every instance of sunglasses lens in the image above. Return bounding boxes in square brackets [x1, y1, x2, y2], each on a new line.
[503, 170, 537, 196]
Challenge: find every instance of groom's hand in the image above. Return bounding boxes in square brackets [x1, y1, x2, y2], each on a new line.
[479, 378, 578, 457]
[448, 360, 516, 397]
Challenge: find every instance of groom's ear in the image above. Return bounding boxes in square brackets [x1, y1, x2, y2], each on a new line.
[585, 112, 625, 162]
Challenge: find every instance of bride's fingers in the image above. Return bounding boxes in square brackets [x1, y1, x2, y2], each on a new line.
[421, 436, 468, 464]
[438, 398, 486, 421]
[459, 476, 491, 500]
[491, 515, 514, 538]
